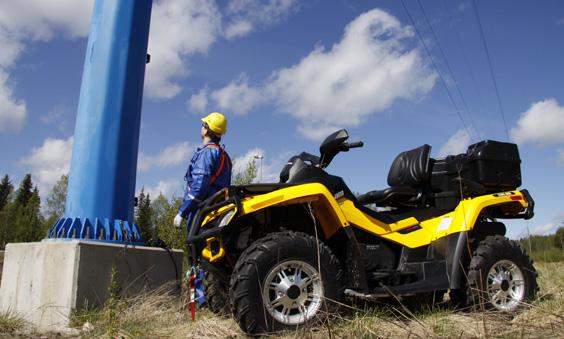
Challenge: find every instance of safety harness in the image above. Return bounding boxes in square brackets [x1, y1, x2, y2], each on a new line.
[206, 143, 231, 186]
[183, 143, 231, 187]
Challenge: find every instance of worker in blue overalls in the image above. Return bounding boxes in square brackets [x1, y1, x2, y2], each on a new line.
[173, 112, 232, 306]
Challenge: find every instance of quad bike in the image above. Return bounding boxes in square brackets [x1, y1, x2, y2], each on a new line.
[186, 129, 538, 334]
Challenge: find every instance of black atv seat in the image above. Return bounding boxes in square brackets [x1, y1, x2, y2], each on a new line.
[358, 144, 431, 207]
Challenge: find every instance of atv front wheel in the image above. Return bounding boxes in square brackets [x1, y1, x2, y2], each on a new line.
[230, 231, 344, 335]
[203, 271, 230, 316]
[454, 235, 538, 311]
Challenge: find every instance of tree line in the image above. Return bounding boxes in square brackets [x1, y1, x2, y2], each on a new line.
[0, 159, 258, 250]
[519, 226, 564, 262]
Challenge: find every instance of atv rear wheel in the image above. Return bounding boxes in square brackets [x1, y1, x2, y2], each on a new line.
[203, 271, 230, 317]
[230, 231, 344, 335]
[452, 235, 538, 311]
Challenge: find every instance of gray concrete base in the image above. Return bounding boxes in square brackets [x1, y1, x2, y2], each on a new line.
[0, 240, 183, 331]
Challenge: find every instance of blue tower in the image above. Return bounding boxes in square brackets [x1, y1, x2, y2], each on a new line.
[49, 0, 153, 244]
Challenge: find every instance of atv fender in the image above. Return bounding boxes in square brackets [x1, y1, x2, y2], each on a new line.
[439, 191, 531, 289]
[238, 183, 349, 238]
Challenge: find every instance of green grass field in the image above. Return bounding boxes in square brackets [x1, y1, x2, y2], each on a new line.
[2, 261, 563, 338]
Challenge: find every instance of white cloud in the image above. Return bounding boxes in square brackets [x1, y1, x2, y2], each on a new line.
[20, 136, 74, 195]
[223, 0, 300, 39]
[142, 178, 182, 199]
[145, 0, 221, 99]
[0, 70, 26, 132]
[532, 222, 558, 236]
[147, 0, 301, 98]
[511, 98, 564, 145]
[297, 124, 342, 143]
[187, 88, 209, 113]
[0, 0, 301, 113]
[203, 9, 436, 140]
[224, 20, 254, 39]
[0, 0, 94, 134]
[0, 0, 93, 45]
[210, 74, 264, 115]
[232, 148, 289, 183]
[438, 129, 472, 157]
[266, 9, 436, 139]
[138, 142, 194, 172]
[232, 148, 261, 183]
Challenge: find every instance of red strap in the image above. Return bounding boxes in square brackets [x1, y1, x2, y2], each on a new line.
[206, 144, 229, 186]
[189, 272, 196, 321]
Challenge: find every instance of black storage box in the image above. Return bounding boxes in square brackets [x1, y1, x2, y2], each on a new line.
[430, 140, 521, 195]
[430, 154, 468, 193]
[465, 140, 521, 192]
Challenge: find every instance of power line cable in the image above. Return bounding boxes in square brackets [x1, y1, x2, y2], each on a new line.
[471, 0, 510, 140]
[416, 0, 478, 139]
[442, 0, 488, 127]
[400, 0, 471, 135]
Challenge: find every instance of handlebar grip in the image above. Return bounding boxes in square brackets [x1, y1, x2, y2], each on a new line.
[347, 141, 364, 148]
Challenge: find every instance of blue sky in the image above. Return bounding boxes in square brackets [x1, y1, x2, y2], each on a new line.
[0, 0, 563, 239]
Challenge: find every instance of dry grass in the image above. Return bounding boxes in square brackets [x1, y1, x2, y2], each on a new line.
[1, 262, 562, 338]
[0, 310, 28, 336]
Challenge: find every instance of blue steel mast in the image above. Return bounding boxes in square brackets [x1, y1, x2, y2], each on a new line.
[49, 0, 153, 243]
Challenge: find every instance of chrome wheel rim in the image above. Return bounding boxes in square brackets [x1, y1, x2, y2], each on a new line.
[262, 260, 323, 325]
[486, 259, 525, 311]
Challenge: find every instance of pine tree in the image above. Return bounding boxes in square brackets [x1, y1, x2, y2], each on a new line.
[15, 174, 33, 207]
[0, 175, 13, 211]
[135, 187, 154, 241]
[555, 225, 564, 250]
[0, 175, 14, 248]
[10, 176, 44, 243]
[28, 187, 44, 240]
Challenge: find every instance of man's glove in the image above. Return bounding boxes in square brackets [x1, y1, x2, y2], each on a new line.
[173, 214, 183, 228]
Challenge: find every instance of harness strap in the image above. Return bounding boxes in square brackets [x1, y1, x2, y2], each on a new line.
[206, 144, 230, 186]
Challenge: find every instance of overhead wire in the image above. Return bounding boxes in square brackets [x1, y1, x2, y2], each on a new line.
[399, 0, 472, 136]
[415, 0, 478, 140]
[471, 0, 510, 140]
[442, 0, 488, 126]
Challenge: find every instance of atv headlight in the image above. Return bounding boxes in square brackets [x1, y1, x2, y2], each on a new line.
[218, 209, 235, 227]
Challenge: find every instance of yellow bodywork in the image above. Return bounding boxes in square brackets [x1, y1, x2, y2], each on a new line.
[238, 183, 350, 237]
[201, 185, 528, 260]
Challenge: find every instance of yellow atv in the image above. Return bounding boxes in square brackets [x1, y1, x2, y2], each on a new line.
[186, 129, 537, 334]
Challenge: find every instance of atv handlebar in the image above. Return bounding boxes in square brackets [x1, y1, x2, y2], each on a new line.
[346, 141, 364, 149]
[339, 141, 364, 152]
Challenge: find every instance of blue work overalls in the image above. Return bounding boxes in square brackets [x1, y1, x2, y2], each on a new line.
[180, 141, 231, 305]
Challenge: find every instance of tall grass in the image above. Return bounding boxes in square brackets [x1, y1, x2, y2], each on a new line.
[1, 262, 563, 338]
[0, 310, 26, 334]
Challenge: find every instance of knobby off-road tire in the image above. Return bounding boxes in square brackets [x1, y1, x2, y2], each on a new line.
[229, 231, 344, 335]
[203, 271, 230, 317]
[450, 235, 538, 312]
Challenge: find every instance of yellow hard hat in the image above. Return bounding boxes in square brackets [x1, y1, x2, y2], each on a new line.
[201, 112, 227, 135]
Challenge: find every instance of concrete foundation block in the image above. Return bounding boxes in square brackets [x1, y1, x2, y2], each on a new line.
[0, 240, 183, 331]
